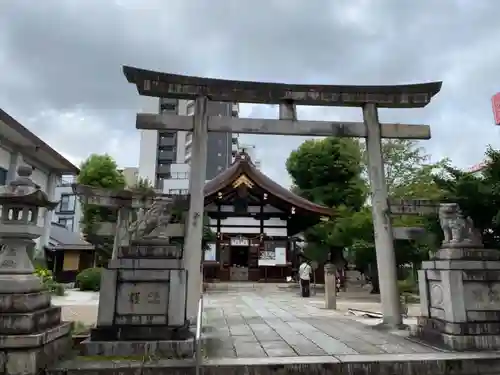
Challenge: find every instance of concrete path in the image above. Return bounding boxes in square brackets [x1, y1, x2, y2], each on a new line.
[52, 290, 99, 306]
[202, 290, 435, 358]
[52, 290, 98, 325]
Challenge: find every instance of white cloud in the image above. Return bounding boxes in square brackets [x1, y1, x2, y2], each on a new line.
[1, 0, 500, 187]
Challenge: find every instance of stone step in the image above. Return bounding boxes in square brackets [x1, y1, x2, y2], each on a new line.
[0, 305, 62, 334]
[48, 352, 500, 375]
[0, 291, 51, 313]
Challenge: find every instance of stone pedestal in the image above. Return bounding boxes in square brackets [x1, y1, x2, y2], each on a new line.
[324, 263, 337, 310]
[0, 166, 72, 375]
[0, 287, 72, 375]
[416, 247, 500, 350]
[82, 239, 194, 358]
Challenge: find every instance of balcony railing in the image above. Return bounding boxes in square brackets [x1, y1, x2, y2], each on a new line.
[57, 176, 77, 187]
[170, 172, 190, 179]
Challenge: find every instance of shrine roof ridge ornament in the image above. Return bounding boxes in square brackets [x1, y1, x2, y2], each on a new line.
[123, 65, 442, 108]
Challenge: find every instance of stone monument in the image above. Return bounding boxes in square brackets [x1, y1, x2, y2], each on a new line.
[0, 166, 72, 375]
[324, 263, 337, 309]
[75, 187, 194, 358]
[416, 202, 500, 350]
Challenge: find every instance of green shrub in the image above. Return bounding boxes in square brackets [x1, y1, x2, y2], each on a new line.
[46, 279, 66, 296]
[34, 267, 65, 296]
[71, 321, 93, 336]
[76, 268, 102, 291]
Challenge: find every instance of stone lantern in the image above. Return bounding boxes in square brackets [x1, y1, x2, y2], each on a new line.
[0, 165, 58, 293]
[0, 166, 71, 375]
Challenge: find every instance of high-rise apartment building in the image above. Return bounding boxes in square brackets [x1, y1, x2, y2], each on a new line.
[138, 98, 239, 190]
[183, 101, 239, 180]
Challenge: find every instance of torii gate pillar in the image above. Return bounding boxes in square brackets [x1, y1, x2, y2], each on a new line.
[184, 97, 209, 322]
[364, 103, 401, 327]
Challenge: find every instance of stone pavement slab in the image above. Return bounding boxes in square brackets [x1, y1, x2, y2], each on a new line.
[203, 290, 440, 358]
[52, 287, 441, 359]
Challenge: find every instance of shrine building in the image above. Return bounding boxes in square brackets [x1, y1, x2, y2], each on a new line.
[202, 151, 333, 282]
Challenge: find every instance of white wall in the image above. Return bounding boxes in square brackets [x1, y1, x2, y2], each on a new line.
[138, 130, 158, 184]
[178, 99, 194, 163]
[0, 143, 62, 251]
[138, 97, 160, 184]
[162, 163, 190, 194]
[31, 167, 49, 192]
[0, 146, 10, 171]
[176, 132, 187, 162]
[0, 144, 51, 224]
[208, 217, 287, 236]
[161, 163, 214, 195]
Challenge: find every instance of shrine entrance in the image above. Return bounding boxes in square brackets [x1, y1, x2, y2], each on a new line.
[229, 236, 249, 281]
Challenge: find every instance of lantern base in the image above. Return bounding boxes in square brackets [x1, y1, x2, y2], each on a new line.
[0, 274, 43, 294]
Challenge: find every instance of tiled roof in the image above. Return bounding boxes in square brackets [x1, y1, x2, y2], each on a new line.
[204, 152, 333, 216]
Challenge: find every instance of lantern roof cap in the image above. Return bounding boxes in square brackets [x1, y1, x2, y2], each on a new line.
[0, 166, 58, 209]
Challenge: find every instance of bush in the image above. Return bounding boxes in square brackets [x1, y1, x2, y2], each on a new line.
[76, 268, 102, 291]
[71, 321, 93, 336]
[34, 267, 65, 296]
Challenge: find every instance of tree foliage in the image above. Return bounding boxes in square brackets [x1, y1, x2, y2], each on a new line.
[286, 138, 367, 263]
[361, 139, 448, 199]
[129, 177, 155, 194]
[433, 146, 500, 249]
[288, 138, 445, 284]
[354, 141, 444, 276]
[287, 138, 367, 210]
[77, 154, 125, 261]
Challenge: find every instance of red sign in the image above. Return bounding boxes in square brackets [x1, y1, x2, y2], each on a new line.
[492, 93, 500, 125]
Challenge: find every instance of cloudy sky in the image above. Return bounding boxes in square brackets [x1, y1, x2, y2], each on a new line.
[1, 0, 500, 186]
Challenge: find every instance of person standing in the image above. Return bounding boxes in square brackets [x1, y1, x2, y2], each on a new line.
[298, 258, 312, 297]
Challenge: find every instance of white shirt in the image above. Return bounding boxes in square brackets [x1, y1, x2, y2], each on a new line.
[299, 262, 312, 280]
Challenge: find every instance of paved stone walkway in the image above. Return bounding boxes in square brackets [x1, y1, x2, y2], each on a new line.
[203, 291, 438, 358]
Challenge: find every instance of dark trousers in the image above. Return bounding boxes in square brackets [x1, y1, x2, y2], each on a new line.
[300, 278, 310, 297]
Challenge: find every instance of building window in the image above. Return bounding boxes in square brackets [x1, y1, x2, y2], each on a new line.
[59, 194, 74, 212]
[167, 189, 189, 195]
[171, 172, 189, 179]
[187, 101, 195, 116]
[160, 131, 176, 139]
[58, 217, 74, 231]
[0, 167, 7, 186]
[160, 102, 177, 112]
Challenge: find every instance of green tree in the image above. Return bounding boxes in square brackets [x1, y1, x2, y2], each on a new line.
[354, 141, 446, 291]
[433, 146, 500, 249]
[286, 138, 368, 264]
[361, 139, 448, 199]
[77, 154, 125, 262]
[287, 138, 367, 210]
[129, 177, 155, 193]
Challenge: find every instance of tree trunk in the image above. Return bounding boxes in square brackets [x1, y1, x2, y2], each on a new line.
[370, 272, 380, 294]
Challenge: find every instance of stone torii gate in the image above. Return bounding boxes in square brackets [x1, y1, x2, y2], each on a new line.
[123, 66, 442, 327]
